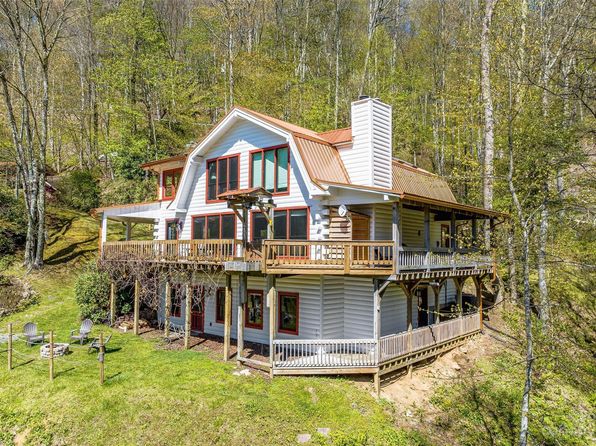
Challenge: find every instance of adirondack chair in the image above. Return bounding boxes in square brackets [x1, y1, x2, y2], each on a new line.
[23, 322, 45, 346]
[70, 319, 93, 345]
[88, 334, 112, 353]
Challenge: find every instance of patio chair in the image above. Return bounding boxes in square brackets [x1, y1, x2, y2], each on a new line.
[23, 322, 45, 346]
[70, 319, 93, 345]
[88, 334, 112, 353]
[162, 324, 185, 344]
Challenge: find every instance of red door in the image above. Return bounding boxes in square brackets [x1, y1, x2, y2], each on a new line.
[191, 300, 204, 333]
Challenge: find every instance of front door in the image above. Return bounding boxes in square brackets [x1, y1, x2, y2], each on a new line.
[351, 212, 371, 262]
[191, 299, 204, 333]
[417, 287, 429, 327]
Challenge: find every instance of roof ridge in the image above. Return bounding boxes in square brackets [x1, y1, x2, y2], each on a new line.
[392, 158, 436, 177]
[317, 126, 351, 135]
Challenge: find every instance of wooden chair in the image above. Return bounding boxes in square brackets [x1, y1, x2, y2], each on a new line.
[70, 319, 93, 345]
[88, 334, 112, 353]
[23, 322, 45, 346]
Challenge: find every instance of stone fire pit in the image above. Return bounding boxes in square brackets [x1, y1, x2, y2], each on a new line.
[40, 343, 69, 359]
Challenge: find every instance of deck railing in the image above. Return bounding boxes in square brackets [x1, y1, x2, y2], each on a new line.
[101, 239, 242, 263]
[263, 240, 491, 274]
[379, 313, 480, 362]
[273, 338, 377, 369]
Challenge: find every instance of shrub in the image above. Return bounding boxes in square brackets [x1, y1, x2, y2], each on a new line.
[57, 170, 100, 212]
[74, 264, 110, 323]
[0, 187, 27, 255]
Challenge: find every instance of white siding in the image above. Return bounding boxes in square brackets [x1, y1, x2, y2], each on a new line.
[322, 276, 344, 338]
[343, 277, 374, 338]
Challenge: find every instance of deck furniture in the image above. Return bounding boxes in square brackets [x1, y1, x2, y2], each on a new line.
[88, 334, 112, 353]
[23, 322, 45, 346]
[70, 319, 93, 345]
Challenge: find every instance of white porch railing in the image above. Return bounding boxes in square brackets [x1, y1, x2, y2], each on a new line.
[379, 313, 480, 362]
[273, 338, 377, 368]
[398, 248, 492, 271]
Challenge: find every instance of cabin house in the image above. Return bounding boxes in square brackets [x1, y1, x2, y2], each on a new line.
[96, 97, 502, 391]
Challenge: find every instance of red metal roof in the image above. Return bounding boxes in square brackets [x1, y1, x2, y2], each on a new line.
[317, 127, 352, 144]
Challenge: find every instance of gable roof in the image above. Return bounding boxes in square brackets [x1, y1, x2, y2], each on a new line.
[317, 127, 352, 144]
[392, 159, 457, 203]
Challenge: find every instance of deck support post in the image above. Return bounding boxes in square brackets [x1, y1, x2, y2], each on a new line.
[455, 278, 463, 317]
[475, 276, 484, 330]
[392, 201, 402, 274]
[223, 274, 232, 361]
[184, 281, 192, 349]
[164, 281, 171, 337]
[109, 282, 116, 326]
[133, 279, 140, 335]
[432, 285, 440, 324]
[267, 274, 277, 377]
[237, 272, 247, 365]
[125, 221, 132, 241]
[99, 214, 108, 257]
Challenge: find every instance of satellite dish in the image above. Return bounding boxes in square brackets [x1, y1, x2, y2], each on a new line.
[338, 204, 348, 218]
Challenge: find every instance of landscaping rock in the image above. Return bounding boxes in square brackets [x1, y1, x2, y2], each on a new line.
[297, 433, 311, 443]
[232, 369, 251, 376]
[316, 428, 330, 436]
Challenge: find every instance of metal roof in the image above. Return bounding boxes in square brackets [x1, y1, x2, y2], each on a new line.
[294, 136, 351, 185]
[392, 159, 457, 203]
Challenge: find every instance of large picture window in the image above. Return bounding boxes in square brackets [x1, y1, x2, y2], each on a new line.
[278, 292, 299, 335]
[206, 155, 239, 201]
[245, 290, 263, 329]
[251, 207, 308, 244]
[250, 146, 289, 194]
[192, 214, 236, 239]
[162, 168, 182, 200]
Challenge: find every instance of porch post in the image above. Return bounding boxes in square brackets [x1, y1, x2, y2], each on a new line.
[109, 282, 116, 326]
[476, 277, 483, 330]
[125, 221, 132, 241]
[237, 272, 247, 365]
[133, 278, 140, 335]
[392, 201, 402, 273]
[164, 281, 171, 337]
[406, 284, 413, 378]
[455, 278, 463, 317]
[223, 274, 232, 361]
[373, 279, 383, 395]
[267, 274, 277, 377]
[432, 285, 440, 324]
[450, 211, 457, 251]
[184, 281, 192, 349]
[99, 214, 108, 257]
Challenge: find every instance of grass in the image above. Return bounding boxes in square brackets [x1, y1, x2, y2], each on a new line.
[0, 207, 425, 446]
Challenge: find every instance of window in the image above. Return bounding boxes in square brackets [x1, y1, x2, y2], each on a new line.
[162, 168, 182, 200]
[278, 292, 299, 335]
[440, 224, 450, 248]
[206, 155, 239, 201]
[250, 146, 289, 194]
[192, 214, 236, 239]
[215, 288, 226, 323]
[170, 287, 182, 318]
[251, 208, 308, 244]
[166, 219, 179, 240]
[245, 290, 263, 329]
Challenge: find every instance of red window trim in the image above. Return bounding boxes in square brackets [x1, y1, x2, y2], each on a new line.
[205, 154, 240, 203]
[249, 206, 310, 243]
[162, 168, 183, 200]
[215, 288, 226, 324]
[278, 291, 299, 335]
[165, 218, 179, 240]
[244, 289, 264, 330]
[249, 144, 290, 196]
[190, 212, 237, 239]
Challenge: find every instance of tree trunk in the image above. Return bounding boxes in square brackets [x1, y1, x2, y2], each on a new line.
[481, 0, 496, 249]
[537, 189, 549, 323]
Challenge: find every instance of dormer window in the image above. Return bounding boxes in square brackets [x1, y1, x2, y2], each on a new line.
[162, 168, 182, 200]
[206, 154, 239, 202]
[250, 145, 289, 194]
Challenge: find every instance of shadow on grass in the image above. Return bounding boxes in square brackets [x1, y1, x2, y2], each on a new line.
[107, 372, 122, 380]
[46, 216, 76, 247]
[13, 359, 35, 368]
[54, 367, 76, 378]
[45, 236, 98, 265]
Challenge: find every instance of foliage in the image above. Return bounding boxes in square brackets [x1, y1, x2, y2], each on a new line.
[74, 263, 110, 323]
[56, 170, 100, 212]
[0, 187, 27, 255]
[100, 176, 156, 207]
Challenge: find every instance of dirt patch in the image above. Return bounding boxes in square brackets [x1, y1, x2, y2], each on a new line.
[0, 276, 37, 317]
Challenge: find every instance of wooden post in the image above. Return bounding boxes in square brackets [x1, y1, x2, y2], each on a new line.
[7, 323, 12, 371]
[433, 285, 440, 324]
[164, 281, 171, 337]
[476, 277, 484, 330]
[125, 221, 132, 241]
[267, 274, 277, 377]
[392, 201, 402, 273]
[237, 272, 247, 365]
[109, 282, 116, 326]
[455, 278, 463, 317]
[133, 279, 140, 335]
[184, 282, 192, 349]
[49, 331, 54, 382]
[99, 214, 108, 257]
[406, 286, 413, 378]
[99, 332, 105, 385]
[223, 274, 232, 361]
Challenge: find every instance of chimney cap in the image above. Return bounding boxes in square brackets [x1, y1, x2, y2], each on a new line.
[358, 95, 370, 100]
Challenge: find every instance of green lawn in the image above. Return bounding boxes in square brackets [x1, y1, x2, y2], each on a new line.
[0, 208, 425, 446]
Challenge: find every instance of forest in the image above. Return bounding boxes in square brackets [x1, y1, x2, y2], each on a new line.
[0, 0, 594, 445]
